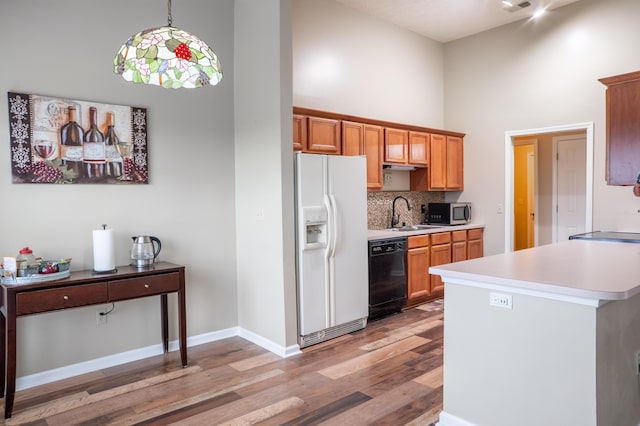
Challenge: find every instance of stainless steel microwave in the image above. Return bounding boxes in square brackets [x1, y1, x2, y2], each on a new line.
[427, 202, 472, 225]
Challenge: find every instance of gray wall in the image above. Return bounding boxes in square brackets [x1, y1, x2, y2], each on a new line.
[292, 0, 444, 128]
[1, 0, 239, 376]
[234, 0, 298, 350]
[445, 0, 640, 255]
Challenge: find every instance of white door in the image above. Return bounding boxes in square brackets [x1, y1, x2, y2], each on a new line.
[554, 135, 587, 242]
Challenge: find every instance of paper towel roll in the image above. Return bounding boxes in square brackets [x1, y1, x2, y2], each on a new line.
[93, 228, 116, 272]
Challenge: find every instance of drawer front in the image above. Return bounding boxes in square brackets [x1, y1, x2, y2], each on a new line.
[17, 284, 108, 316]
[109, 272, 180, 301]
[468, 228, 484, 240]
[452, 230, 467, 242]
[408, 235, 430, 249]
[431, 232, 452, 245]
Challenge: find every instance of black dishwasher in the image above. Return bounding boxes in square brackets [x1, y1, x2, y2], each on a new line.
[368, 238, 407, 320]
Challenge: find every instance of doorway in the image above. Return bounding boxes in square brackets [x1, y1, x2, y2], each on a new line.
[513, 140, 537, 250]
[504, 123, 594, 253]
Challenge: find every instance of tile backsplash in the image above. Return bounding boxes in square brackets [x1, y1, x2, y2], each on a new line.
[368, 191, 444, 229]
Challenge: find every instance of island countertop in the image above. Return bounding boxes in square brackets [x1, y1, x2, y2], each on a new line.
[430, 239, 640, 303]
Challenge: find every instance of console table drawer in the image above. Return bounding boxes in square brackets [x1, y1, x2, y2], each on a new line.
[109, 272, 180, 301]
[16, 284, 108, 315]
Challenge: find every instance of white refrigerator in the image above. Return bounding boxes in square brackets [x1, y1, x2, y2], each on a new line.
[294, 152, 368, 348]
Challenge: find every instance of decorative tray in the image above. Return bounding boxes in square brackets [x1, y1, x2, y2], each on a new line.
[1, 259, 72, 285]
[1, 269, 70, 285]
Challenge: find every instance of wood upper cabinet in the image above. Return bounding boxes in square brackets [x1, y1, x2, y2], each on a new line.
[385, 128, 429, 167]
[429, 232, 451, 294]
[307, 117, 341, 154]
[342, 121, 384, 191]
[292, 114, 307, 152]
[446, 136, 464, 190]
[407, 235, 431, 308]
[342, 121, 364, 156]
[408, 131, 429, 165]
[364, 124, 384, 191]
[467, 228, 484, 260]
[599, 71, 640, 185]
[384, 127, 408, 164]
[293, 107, 465, 191]
[428, 134, 464, 191]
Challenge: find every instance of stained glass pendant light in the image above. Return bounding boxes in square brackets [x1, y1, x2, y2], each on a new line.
[114, 0, 222, 89]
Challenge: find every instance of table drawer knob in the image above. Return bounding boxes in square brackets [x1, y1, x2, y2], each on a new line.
[144, 284, 150, 288]
[63, 295, 69, 300]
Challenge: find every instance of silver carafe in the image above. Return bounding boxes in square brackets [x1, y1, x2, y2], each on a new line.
[130, 236, 161, 268]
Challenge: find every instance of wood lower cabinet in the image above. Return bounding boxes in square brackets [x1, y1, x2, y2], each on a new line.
[307, 116, 341, 154]
[405, 227, 484, 307]
[407, 235, 431, 308]
[430, 232, 451, 294]
[293, 114, 307, 152]
[342, 121, 384, 190]
[451, 230, 468, 263]
[467, 228, 484, 259]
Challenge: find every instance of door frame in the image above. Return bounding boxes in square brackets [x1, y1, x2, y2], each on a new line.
[504, 122, 594, 253]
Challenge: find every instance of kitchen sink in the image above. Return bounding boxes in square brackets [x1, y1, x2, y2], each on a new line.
[388, 224, 444, 232]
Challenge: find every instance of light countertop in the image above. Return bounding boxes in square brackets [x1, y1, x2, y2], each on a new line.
[367, 223, 484, 241]
[430, 239, 640, 302]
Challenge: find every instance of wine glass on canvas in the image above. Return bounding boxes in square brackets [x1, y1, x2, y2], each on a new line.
[115, 141, 134, 181]
[33, 140, 55, 161]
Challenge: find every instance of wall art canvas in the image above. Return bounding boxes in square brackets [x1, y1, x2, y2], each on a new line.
[7, 92, 148, 184]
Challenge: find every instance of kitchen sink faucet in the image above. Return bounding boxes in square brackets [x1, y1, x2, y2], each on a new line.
[391, 196, 412, 228]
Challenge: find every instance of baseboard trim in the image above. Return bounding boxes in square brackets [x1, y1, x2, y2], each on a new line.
[436, 411, 478, 426]
[17, 327, 237, 391]
[237, 327, 302, 358]
[16, 326, 301, 391]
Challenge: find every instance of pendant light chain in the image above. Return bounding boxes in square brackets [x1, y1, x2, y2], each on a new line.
[168, 0, 173, 27]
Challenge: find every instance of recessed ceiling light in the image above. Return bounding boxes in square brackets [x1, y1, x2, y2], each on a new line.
[532, 8, 546, 18]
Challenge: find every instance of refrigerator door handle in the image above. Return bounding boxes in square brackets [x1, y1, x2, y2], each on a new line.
[323, 193, 334, 326]
[328, 194, 338, 259]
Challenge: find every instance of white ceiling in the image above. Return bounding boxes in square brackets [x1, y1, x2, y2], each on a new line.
[334, 0, 582, 43]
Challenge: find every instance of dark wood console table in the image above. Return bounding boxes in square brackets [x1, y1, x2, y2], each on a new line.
[0, 261, 186, 419]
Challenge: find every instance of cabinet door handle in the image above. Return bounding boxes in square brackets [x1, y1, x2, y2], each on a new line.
[144, 284, 150, 288]
[63, 295, 69, 300]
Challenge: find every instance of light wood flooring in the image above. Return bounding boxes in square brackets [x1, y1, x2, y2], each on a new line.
[2, 300, 444, 425]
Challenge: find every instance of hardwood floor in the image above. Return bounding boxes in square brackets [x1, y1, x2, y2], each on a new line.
[3, 300, 444, 425]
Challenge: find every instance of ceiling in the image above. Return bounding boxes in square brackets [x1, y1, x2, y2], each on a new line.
[333, 0, 582, 43]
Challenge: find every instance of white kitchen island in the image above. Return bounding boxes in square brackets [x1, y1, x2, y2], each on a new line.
[430, 239, 640, 426]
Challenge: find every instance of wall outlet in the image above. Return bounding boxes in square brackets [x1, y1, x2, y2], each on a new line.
[497, 203, 504, 214]
[96, 308, 107, 325]
[489, 292, 512, 309]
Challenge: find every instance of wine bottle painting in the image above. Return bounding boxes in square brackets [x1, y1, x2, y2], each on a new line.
[7, 92, 148, 184]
